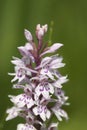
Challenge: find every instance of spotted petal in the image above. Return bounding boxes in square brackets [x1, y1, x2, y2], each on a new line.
[17, 123, 36, 130]
[33, 106, 51, 121]
[9, 94, 34, 108]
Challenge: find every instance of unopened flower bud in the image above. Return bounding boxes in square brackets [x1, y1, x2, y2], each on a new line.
[24, 29, 33, 42]
[36, 24, 48, 40]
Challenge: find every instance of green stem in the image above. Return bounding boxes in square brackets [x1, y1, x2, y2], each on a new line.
[48, 21, 54, 46]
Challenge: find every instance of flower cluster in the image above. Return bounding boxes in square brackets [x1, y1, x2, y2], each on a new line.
[6, 24, 69, 130]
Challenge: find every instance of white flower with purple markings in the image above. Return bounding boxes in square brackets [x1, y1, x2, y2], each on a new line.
[17, 123, 36, 130]
[9, 94, 34, 108]
[6, 24, 69, 130]
[35, 82, 54, 99]
[33, 105, 51, 121]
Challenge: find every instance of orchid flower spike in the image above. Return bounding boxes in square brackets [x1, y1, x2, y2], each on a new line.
[6, 24, 69, 130]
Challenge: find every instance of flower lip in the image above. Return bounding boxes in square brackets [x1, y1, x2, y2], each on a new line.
[9, 94, 34, 109]
[33, 105, 51, 121]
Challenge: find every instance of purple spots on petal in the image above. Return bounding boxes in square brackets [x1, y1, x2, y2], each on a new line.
[19, 94, 32, 105]
[17, 68, 26, 77]
[45, 86, 50, 91]
[44, 106, 47, 114]
[38, 106, 43, 114]
[37, 106, 47, 115]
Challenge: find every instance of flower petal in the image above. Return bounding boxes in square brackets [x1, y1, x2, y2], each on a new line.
[53, 76, 68, 88]
[6, 106, 21, 121]
[33, 107, 38, 116]
[52, 107, 68, 121]
[40, 111, 46, 121]
[9, 94, 34, 108]
[40, 43, 63, 56]
[50, 57, 65, 69]
[40, 69, 54, 80]
[46, 109, 51, 119]
[17, 123, 36, 130]
[24, 29, 33, 42]
[48, 122, 58, 130]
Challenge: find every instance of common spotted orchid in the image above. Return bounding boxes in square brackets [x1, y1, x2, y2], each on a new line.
[6, 24, 69, 130]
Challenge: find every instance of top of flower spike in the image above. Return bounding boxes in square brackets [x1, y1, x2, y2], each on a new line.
[24, 24, 48, 42]
[36, 24, 48, 40]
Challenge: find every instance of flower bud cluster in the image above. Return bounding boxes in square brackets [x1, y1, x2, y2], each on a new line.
[6, 24, 69, 130]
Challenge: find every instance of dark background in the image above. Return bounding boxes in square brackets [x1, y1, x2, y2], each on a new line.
[0, 0, 87, 130]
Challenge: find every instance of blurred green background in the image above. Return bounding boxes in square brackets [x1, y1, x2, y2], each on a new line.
[0, 0, 87, 130]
